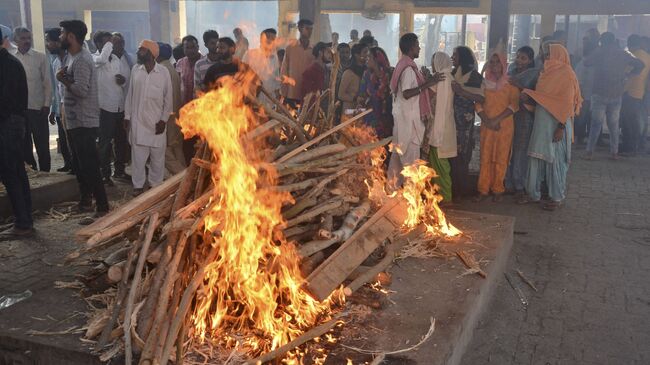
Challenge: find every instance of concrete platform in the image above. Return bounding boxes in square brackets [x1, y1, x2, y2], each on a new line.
[0, 171, 79, 217]
[330, 210, 515, 365]
[0, 209, 513, 365]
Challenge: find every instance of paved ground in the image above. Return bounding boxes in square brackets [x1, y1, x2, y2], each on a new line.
[458, 146, 650, 365]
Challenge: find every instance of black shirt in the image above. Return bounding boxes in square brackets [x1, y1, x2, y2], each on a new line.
[0, 48, 28, 121]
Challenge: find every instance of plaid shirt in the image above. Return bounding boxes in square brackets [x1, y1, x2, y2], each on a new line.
[63, 48, 99, 129]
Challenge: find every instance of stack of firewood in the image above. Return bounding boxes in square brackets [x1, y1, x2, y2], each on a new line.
[71, 54, 418, 364]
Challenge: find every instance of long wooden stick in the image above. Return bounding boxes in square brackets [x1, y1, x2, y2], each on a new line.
[157, 244, 219, 365]
[275, 109, 372, 163]
[263, 106, 308, 144]
[277, 137, 389, 177]
[97, 225, 146, 348]
[245, 315, 343, 365]
[124, 213, 159, 365]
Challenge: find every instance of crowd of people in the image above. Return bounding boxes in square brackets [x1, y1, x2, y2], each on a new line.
[1, 17, 649, 237]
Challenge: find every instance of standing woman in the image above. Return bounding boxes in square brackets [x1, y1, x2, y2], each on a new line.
[450, 46, 485, 198]
[505, 46, 538, 197]
[474, 52, 520, 202]
[521, 43, 582, 211]
[359, 47, 393, 138]
[338, 43, 369, 110]
[423, 52, 456, 203]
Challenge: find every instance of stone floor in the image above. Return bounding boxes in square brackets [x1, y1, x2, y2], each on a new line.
[457, 147, 650, 365]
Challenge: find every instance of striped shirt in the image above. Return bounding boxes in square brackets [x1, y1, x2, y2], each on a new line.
[193, 55, 219, 94]
[63, 48, 100, 129]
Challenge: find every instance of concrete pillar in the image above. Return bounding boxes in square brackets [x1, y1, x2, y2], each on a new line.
[149, 0, 162, 41]
[83, 10, 92, 41]
[540, 11, 556, 38]
[488, 0, 510, 52]
[28, 0, 44, 52]
[299, 0, 321, 42]
[170, 0, 183, 44]
[399, 3, 414, 36]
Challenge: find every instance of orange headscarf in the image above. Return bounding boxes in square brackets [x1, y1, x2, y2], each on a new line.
[524, 44, 583, 124]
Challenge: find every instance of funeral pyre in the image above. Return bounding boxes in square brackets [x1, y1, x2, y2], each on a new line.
[70, 54, 460, 365]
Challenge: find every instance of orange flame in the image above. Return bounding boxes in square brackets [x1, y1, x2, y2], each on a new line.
[178, 70, 335, 355]
[282, 75, 297, 86]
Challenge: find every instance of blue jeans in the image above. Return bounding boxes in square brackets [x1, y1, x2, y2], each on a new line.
[587, 94, 622, 154]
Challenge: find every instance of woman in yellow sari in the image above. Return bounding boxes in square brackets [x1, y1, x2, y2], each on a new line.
[474, 52, 520, 202]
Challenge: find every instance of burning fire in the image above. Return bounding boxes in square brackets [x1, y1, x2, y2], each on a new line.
[179, 71, 336, 355]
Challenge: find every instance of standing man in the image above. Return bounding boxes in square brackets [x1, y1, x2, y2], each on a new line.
[175, 35, 201, 164]
[0, 25, 34, 236]
[92, 31, 130, 185]
[109, 32, 133, 180]
[243, 28, 280, 99]
[300, 42, 332, 99]
[574, 32, 599, 144]
[57, 20, 108, 219]
[194, 30, 220, 94]
[280, 19, 314, 107]
[585, 32, 644, 160]
[202, 37, 239, 88]
[45, 27, 72, 173]
[156, 42, 185, 175]
[233, 27, 249, 60]
[349, 29, 359, 47]
[124, 40, 173, 196]
[388, 33, 437, 188]
[620, 34, 650, 156]
[11, 27, 52, 172]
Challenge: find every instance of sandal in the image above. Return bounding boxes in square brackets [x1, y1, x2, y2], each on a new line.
[542, 201, 561, 211]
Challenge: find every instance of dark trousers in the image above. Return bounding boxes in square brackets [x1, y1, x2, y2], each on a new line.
[620, 93, 643, 153]
[98, 109, 128, 178]
[0, 115, 33, 229]
[183, 136, 199, 166]
[67, 127, 109, 212]
[24, 109, 51, 172]
[55, 116, 72, 168]
[574, 100, 591, 142]
[450, 126, 475, 198]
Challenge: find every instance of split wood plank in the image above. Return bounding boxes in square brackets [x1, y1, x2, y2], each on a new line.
[306, 196, 409, 301]
[76, 171, 186, 241]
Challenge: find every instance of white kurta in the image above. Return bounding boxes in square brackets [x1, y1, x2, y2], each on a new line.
[388, 67, 425, 188]
[125, 63, 173, 189]
[125, 63, 173, 148]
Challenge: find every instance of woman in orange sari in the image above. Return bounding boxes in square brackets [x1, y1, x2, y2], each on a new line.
[474, 52, 520, 202]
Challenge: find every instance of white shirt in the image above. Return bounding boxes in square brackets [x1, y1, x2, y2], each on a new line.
[243, 48, 280, 93]
[392, 67, 425, 151]
[93, 42, 131, 112]
[125, 63, 173, 148]
[11, 48, 52, 110]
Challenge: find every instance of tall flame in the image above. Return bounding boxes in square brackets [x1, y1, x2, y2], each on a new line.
[179, 71, 332, 355]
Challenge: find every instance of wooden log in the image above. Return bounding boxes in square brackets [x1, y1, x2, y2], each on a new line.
[275, 177, 320, 193]
[174, 188, 213, 220]
[107, 260, 126, 284]
[298, 238, 338, 257]
[124, 213, 159, 365]
[156, 244, 220, 365]
[285, 199, 343, 228]
[260, 86, 295, 120]
[343, 242, 403, 296]
[300, 251, 325, 276]
[76, 171, 186, 241]
[84, 195, 173, 248]
[137, 145, 204, 340]
[283, 224, 318, 239]
[275, 109, 373, 163]
[245, 315, 343, 365]
[306, 196, 409, 301]
[97, 224, 146, 348]
[262, 105, 307, 144]
[277, 137, 389, 177]
[103, 246, 131, 266]
[245, 119, 281, 140]
[282, 143, 347, 165]
[317, 214, 333, 239]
